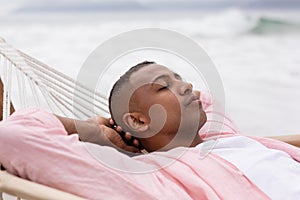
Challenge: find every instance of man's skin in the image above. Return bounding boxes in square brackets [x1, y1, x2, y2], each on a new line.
[55, 115, 140, 153]
[268, 135, 300, 148]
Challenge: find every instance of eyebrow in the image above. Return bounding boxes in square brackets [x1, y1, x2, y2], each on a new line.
[151, 72, 182, 86]
[174, 72, 182, 80]
[151, 74, 170, 85]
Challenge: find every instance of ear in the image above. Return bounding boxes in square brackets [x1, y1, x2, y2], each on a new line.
[122, 112, 149, 132]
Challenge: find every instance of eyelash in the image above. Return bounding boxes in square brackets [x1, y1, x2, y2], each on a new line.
[175, 75, 182, 80]
[158, 85, 168, 91]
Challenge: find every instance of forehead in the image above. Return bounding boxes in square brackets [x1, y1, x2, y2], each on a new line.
[129, 64, 172, 86]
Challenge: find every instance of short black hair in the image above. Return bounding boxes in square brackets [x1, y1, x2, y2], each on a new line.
[108, 61, 156, 127]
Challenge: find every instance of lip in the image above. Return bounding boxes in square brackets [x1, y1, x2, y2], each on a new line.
[185, 94, 200, 107]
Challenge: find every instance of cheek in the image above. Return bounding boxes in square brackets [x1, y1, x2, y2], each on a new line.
[168, 101, 181, 119]
[133, 90, 182, 127]
[161, 94, 181, 128]
[146, 101, 180, 125]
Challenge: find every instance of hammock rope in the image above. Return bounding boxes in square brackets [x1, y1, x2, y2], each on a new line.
[0, 38, 110, 120]
[19, 50, 109, 108]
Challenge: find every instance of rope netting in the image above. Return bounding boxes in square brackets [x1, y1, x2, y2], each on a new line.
[0, 38, 109, 120]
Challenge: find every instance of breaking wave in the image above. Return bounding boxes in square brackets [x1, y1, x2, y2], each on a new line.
[180, 10, 300, 37]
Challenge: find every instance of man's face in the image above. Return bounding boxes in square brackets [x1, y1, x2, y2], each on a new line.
[127, 64, 207, 151]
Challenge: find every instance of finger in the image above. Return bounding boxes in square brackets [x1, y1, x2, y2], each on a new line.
[124, 132, 132, 140]
[133, 139, 140, 147]
[109, 118, 114, 125]
[124, 132, 140, 148]
[116, 126, 123, 132]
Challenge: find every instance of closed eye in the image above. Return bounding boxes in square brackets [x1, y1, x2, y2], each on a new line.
[174, 73, 182, 80]
[158, 85, 168, 91]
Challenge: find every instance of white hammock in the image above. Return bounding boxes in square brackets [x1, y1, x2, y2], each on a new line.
[0, 38, 110, 199]
[0, 37, 109, 120]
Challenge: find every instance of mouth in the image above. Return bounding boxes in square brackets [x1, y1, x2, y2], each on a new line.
[185, 94, 201, 107]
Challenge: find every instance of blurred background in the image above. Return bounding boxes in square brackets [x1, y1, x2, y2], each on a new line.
[0, 0, 299, 136]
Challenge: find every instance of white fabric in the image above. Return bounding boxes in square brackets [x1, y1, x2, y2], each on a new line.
[196, 136, 300, 200]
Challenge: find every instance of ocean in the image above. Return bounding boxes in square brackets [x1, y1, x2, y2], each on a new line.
[0, 9, 299, 137]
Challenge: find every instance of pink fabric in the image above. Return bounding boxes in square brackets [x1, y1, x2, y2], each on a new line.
[199, 91, 239, 140]
[0, 93, 299, 199]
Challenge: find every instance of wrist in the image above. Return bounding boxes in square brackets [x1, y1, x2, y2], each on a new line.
[55, 115, 78, 134]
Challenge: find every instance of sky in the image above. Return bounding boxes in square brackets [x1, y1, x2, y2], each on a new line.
[0, 0, 300, 15]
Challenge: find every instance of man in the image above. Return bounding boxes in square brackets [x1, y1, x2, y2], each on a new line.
[1, 62, 300, 199]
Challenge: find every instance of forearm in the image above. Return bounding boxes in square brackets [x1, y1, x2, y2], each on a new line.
[268, 135, 300, 148]
[54, 115, 108, 144]
[54, 115, 79, 135]
[54, 115, 140, 152]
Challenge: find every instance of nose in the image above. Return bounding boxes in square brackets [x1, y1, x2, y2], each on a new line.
[179, 82, 193, 95]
